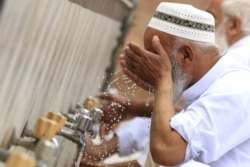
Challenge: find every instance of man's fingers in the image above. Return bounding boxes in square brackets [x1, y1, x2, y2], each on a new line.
[123, 48, 142, 76]
[152, 35, 166, 56]
[127, 42, 144, 57]
[96, 92, 115, 101]
[119, 58, 126, 69]
[99, 123, 109, 141]
[124, 47, 139, 63]
[99, 124, 106, 140]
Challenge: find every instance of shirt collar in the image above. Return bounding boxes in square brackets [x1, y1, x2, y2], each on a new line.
[228, 35, 250, 50]
[182, 54, 235, 109]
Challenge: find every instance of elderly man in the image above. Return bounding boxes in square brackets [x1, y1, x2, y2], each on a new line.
[100, 2, 250, 166]
[207, 0, 250, 66]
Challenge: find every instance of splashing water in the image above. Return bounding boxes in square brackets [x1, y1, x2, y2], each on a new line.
[104, 69, 154, 111]
[105, 70, 144, 98]
[145, 88, 153, 107]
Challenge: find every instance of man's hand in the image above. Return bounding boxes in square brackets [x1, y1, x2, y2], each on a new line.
[119, 35, 172, 92]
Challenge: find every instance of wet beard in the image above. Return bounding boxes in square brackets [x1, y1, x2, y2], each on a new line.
[215, 20, 229, 54]
[171, 55, 191, 104]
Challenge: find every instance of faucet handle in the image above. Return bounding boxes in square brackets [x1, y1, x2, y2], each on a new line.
[47, 111, 67, 131]
[83, 96, 100, 110]
[6, 150, 36, 167]
[34, 117, 59, 140]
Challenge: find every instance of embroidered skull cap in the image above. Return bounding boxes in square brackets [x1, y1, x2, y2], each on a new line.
[148, 2, 215, 43]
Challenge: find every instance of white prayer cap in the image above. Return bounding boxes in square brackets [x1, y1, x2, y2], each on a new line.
[148, 2, 215, 43]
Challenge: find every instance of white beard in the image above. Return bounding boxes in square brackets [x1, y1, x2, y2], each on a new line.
[171, 55, 191, 104]
[215, 21, 229, 54]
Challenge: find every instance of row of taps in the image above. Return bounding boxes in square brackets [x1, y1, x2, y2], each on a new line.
[0, 96, 103, 167]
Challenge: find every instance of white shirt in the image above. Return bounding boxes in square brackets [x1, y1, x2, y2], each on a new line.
[115, 117, 151, 156]
[225, 35, 250, 67]
[139, 36, 250, 166]
[170, 54, 250, 166]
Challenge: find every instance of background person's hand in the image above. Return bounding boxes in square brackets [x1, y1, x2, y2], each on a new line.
[97, 93, 133, 126]
[80, 159, 106, 167]
[81, 134, 106, 162]
[80, 133, 119, 166]
[99, 123, 120, 141]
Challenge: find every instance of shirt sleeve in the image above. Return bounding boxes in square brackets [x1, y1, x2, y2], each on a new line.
[170, 88, 250, 163]
[115, 117, 151, 156]
[137, 145, 149, 167]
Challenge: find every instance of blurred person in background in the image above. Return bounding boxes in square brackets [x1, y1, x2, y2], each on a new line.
[80, 94, 183, 167]
[80, 85, 152, 167]
[207, 0, 250, 67]
[81, 113, 150, 167]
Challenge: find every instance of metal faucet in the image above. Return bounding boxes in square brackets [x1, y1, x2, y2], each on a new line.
[34, 138, 58, 167]
[88, 107, 103, 138]
[0, 147, 37, 167]
[7, 118, 59, 167]
[0, 147, 9, 163]
[57, 114, 92, 151]
[62, 103, 89, 124]
[58, 96, 103, 151]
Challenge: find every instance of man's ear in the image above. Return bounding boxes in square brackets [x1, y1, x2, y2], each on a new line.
[179, 45, 193, 63]
[227, 17, 242, 36]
